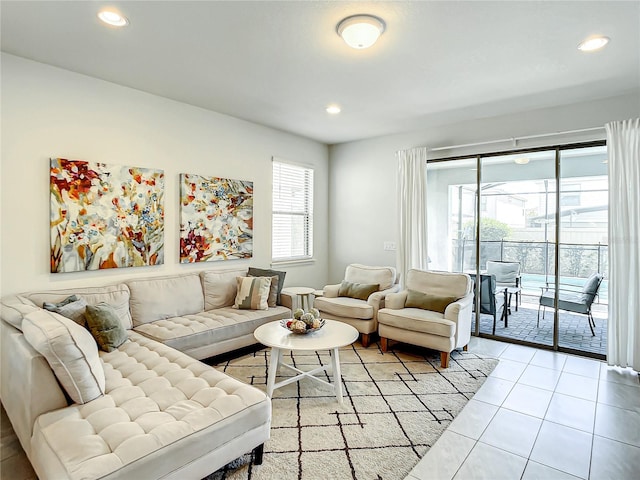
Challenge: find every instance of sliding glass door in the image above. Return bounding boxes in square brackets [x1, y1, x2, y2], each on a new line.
[426, 142, 608, 358]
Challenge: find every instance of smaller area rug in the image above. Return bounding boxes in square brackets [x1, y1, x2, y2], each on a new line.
[205, 342, 498, 480]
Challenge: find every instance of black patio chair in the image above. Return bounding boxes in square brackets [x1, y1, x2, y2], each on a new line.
[537, 273, 604, 336]
[469, 273, 506, 335]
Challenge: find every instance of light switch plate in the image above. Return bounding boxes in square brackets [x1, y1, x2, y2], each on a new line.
[383, 241, 396, 251]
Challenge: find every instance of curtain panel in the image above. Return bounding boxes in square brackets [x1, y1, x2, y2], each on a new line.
[606, 118, 640, 371]
[396, 147, 428, 287]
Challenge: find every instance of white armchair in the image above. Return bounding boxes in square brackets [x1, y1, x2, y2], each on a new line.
[314, 264, 399, 347]
[377, 269, 473, 368]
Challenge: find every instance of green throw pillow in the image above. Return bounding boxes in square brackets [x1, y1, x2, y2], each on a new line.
[405, 290, 458, 314]
[84, 303, 128, 352]
[338, 281, 379, 301]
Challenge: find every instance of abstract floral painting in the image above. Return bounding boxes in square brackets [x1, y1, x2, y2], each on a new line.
[180, 173, 253, 263]
[50, 158, 165, 273]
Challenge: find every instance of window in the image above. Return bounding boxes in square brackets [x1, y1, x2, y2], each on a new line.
[272, 159, 313, 261]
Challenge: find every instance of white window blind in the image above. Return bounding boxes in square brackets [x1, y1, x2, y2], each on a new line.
[272, 160, 314, 261]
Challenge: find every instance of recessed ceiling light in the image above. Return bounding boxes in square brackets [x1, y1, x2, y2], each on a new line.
[326, 105, 341, 114]
[98, 10, 129, 27]
[578, 36, 609, 52]
[514, 157, 530, 165]
[337, 14, 385, 49]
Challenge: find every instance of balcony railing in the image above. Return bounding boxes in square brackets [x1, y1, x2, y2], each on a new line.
[456, 239, 608, 302]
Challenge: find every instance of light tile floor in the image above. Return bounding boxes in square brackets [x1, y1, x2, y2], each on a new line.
[407, 337, 640, 480]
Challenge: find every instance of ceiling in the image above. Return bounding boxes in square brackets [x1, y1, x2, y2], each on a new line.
[1, 1, 638, 145]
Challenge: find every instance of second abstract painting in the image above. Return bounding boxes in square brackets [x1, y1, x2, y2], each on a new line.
[179, 173, 253, 263]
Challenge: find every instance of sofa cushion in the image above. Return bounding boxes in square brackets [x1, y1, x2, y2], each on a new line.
[134, 306, 290, 352]
[25, 285, 133, 330]
[345, 264, 396, 291]
[338, 281, 380, 301]
[313, 296, 374, 320]
[405, 290, 458, 314]
[127, 273, 204, 326]
[234, 276, 271, 311]
[22, 309, 105, 404]
[85, 303, 129, 352]
[30, 331, 270, 480]
[378, 308, 456, 337]
[247, 267, 286, 305]
[43, 295, 88, 326]
[201, 269, 247, 310]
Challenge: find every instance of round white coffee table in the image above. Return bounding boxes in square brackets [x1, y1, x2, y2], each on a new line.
[254, 319, 359, 404]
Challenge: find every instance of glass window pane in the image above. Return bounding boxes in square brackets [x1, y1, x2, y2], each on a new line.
[272, 161, 313, 261]
[558, 146, 608, 356]
[477, 151, 556, 345]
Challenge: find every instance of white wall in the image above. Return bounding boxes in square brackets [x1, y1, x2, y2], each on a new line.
[0, 54, 329, 295]
[328, 92, 640, 282]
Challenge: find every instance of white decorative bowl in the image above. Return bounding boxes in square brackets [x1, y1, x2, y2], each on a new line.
[280, 318, 325, 334]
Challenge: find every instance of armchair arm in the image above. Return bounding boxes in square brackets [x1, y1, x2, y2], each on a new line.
[367, 284, 401, 310]
[444, 292, 474, 322]
[383, 291, 408, 310]
[323, 284, 341, 298]
[446, 291, 475, 350]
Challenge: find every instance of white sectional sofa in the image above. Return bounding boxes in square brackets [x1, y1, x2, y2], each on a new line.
[0, 268, 292, 480]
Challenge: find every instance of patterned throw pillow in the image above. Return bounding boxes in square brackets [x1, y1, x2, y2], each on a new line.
[84, 303, 129, 352]
[43, 295, 88, 326]
[248, 274, 279, 307]
[234, 276, 271, 310]
[247, 267, 286, 305]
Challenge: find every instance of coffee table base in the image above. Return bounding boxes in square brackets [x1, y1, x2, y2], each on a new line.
[266, 347, 344, 404]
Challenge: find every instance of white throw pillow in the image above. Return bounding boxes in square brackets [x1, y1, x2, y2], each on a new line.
[233, 276, 271, 310]
[22, 309, 106, 404]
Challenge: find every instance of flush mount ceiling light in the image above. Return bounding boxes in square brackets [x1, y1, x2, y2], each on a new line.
[578, 35, 609, 52]
[98, 10, 129, 27]
[326, 104, 341, 114]
[514, 157, 530, 165]
[337, 14, 385, 49]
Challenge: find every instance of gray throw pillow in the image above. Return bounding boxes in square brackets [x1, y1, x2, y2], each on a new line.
[248, 267, 286, 305]
[84, 303, 128, 352]
[43, 295, 88, 326]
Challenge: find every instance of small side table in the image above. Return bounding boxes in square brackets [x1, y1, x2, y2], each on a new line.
[281, 286, 315, 311]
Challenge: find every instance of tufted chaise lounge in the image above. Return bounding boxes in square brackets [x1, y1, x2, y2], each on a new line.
[28, 331, 270, 479]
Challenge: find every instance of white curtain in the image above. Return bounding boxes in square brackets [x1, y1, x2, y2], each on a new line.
[606, 118, 640, 371]
[396, 147, 428, 287]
